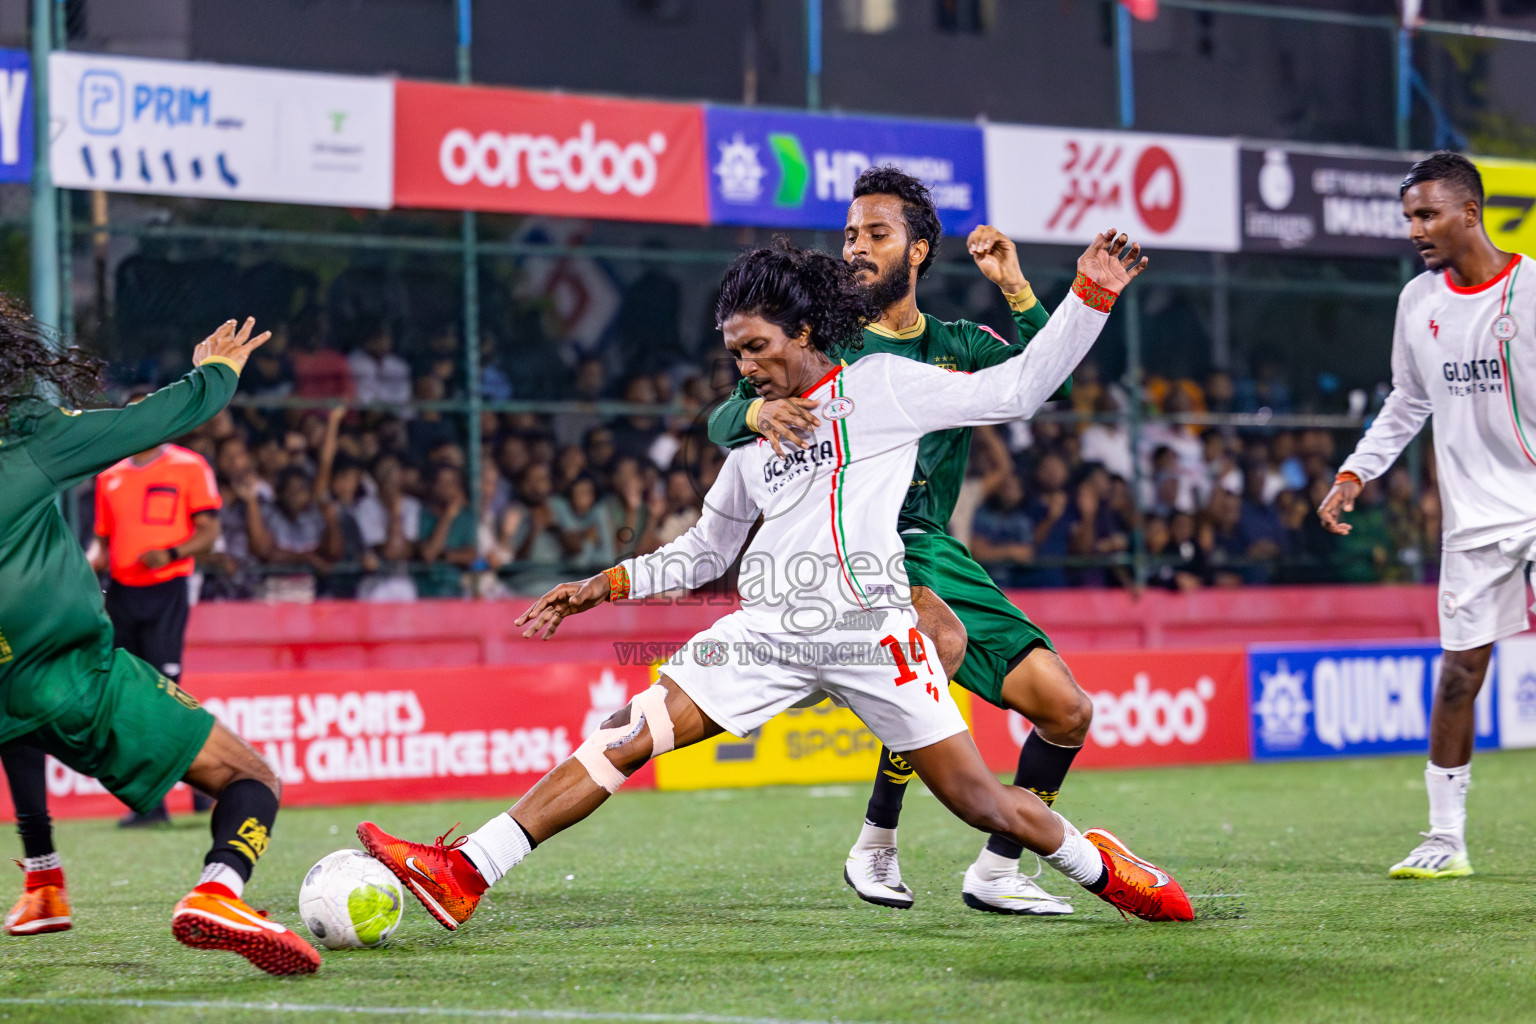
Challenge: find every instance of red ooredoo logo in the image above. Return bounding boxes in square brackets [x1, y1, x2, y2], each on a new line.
[1133, 145, 1182, 233]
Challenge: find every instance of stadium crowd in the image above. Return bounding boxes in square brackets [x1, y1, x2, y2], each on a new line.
[90, 315, 1437, 602]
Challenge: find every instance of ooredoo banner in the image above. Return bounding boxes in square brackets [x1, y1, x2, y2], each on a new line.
[705, 107, 986, 236]
[1240, 147, 1414, 256]
[969, 648, 1252, 770]
[1249, 641, 1499, 760]
[393, 81, 708, 224]
[0, 663, 659, 821]
[984, 124, 1240, 252]
[48, 52, 393, 206]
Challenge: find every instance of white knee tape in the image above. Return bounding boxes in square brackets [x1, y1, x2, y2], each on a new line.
[571, 684, 676, 793]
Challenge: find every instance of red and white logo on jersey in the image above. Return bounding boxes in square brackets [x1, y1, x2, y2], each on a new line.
[823, 397, 855, 420]
[1429, 319, 1440, 338]
[1493, 315, 1518, 343]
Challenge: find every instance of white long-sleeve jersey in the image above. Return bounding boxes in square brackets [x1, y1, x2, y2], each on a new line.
[1339, 254, 1536, 552]
[616, 290, 1109, 635]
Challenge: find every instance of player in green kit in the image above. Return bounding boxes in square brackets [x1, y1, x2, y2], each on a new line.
[0, 310, 320, 974]
[707, 166, 1093, 916]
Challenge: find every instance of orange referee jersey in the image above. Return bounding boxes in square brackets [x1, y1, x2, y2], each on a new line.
[95, 444, 221, 587]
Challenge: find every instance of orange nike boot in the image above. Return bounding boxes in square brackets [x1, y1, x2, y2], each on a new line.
[172, 883, 321, 975]
[357, 821, 487, 931]
[5, 865, 72, 936]
[1085, 828, 1195, 922]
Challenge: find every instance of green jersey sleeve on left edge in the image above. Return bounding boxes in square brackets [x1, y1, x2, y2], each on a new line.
[28, 363, 239, 491]
[706, 377, 761, 450]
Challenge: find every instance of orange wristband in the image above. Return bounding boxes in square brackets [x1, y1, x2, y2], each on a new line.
[1335, 471, 1361, 486]
[1072, 272, 1118, 313]
[602, 565, 630, 601]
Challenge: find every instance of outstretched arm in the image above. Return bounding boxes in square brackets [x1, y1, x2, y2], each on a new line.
[516, 451, 760, 638]
[891, 230, 1145, 439]
[28, 318, 270, 491]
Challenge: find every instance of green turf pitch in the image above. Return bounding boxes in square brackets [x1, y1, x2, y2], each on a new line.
[1, 751, 1534, 1024]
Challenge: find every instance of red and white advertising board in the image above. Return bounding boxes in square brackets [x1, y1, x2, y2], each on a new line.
[393, 81, 708, 223]
[969, 647, 1251, 770]
[0, 663, 659, 821]
[983, 124, 1240, 252]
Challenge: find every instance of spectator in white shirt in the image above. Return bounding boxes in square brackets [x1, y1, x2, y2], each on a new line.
[347, 317, 412, 407]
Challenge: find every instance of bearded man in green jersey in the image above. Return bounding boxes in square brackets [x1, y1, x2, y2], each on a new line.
[707, 166, 1092, 916]
[0, 312, 321, 974]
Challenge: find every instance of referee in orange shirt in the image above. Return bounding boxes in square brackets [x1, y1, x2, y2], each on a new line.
[88, 433, 224, 823]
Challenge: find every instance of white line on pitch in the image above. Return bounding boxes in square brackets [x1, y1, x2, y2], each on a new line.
[1186, 893, 1247, 898]
[0, 997, 881, 1024]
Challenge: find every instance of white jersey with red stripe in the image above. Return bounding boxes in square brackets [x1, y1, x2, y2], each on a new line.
[1340, 253, 1536, 552]
[617, 290, 1110, 633]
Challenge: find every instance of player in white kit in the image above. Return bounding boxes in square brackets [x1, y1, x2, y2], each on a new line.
[1320, 152, 1535, 879]
[357, 231, 1194, 926]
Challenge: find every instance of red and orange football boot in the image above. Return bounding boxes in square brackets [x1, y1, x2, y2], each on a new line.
[357, 821, 487, 931]
[171, 883, 321, 975]
[1085, 828, 1194, 923]
[5, 865, 72, 936]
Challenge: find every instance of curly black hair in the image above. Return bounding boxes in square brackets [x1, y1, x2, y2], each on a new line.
[0, 295, 103, 433]
[715, 239, 881, 355]
[1400, 150, 1483, 204]
[852, 164, 942, 278]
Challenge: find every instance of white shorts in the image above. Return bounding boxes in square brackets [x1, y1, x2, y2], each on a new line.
[661, 609, 968, 753]
[1438, 542, 1533, 651]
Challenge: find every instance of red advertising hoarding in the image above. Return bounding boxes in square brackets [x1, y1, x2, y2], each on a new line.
[0, 664, 659, 821]
[393, 81, 708, 223]
[969, 648, 1252, 770]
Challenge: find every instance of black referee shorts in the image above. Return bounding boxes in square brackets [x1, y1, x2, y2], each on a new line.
[104, 576, 191, 682]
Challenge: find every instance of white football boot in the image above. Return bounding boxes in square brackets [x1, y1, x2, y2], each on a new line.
[961, 852, 1074, 916]
[843, 841, 915, 909]
[1389, 831, 1474, 879]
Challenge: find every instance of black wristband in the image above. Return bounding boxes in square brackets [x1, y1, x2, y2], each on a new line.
[167, 546, 182, 562]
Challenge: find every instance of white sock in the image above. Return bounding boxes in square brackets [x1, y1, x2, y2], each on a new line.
[970, 846, 1019, 881]
[1042, 813, 1104, 887]
[198, 862, 245, 898]
[22, 853, 60, 873]
[1425, 760, 1471, 841]
[853, 821, 897, 852]
[460, 813, 532, 886]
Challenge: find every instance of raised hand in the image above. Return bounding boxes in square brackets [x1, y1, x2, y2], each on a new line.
[514, 573, 611, 639]
[1076, 229, 1148, 294]
[967, 224, 1028, 294]
[192, 317, 271, 375]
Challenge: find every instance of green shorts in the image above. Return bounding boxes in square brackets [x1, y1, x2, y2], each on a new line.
[902, 530, 1053, 708]
[19, 649, 215, 815]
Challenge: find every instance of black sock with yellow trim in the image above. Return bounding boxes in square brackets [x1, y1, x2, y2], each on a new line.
[864, 746, 916, 829]
[204, 778, 278, 882]
[986, 730, 1081, 859]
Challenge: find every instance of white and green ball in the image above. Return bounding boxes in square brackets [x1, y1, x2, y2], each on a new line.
[298, 849, 404, 949]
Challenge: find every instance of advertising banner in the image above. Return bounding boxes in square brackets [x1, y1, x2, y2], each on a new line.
[1476, 156, 1536, 258]
[394, 81, 707, 224]
[0, 49, 30, 184]
[1240, 147, 1414, 256]
[1249, 641, 1498, 760]
[984, 124, 1239, 252]
[0, 663, 660, 821]
[1492, 636, 1536, 749]
[704, 107, 986, 236]
[968, 648, 1251, 771]
[48, 52, 393, 207]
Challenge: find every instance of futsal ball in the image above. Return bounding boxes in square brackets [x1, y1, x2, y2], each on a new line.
[298, 849, 404, 949]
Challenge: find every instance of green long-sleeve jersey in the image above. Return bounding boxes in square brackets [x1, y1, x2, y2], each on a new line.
[707, 298, 1060, 536]
[0, 362, 239, 745]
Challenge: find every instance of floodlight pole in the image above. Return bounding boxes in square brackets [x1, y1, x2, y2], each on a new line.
[29, 0, 58, 339]
[458, 0, 483, 529]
